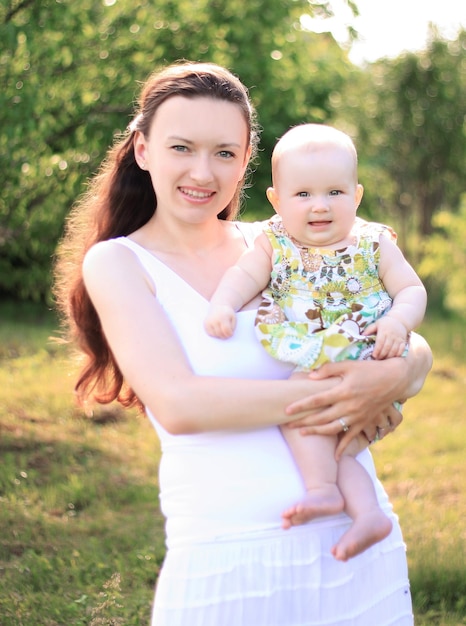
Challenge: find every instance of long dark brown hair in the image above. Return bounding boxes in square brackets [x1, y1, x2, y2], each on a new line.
[54, 61, 260, 411]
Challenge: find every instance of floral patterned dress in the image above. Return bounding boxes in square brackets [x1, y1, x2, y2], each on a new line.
[255, 216, 396, 372]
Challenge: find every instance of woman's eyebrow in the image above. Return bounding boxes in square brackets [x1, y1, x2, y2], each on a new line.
[167, 135, 242, 149]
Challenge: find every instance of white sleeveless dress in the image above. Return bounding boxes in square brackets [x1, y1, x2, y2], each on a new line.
[113, 225, 413, 626]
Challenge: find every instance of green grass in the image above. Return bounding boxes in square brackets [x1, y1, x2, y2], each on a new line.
[0, 302, 465, 624]
[0, 302, 164, 625]
[373, 312, 466, 625]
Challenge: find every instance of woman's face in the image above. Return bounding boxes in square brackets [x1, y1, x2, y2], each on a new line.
[134, 96, 251, 224]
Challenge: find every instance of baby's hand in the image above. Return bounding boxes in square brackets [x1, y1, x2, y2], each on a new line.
[364, 316, 408, 360]
[204, 305, 237, 339]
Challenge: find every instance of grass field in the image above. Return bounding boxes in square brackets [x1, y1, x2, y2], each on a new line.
[0, 301, 465, 625]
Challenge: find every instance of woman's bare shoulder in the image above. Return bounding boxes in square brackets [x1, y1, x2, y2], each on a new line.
[83, 238, 152, 296]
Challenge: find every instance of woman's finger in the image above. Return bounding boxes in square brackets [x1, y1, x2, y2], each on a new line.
[386, 403, 403, 430]
[335, 429, 363, 458]
[294, 419, 344, 437]
[361, 404, 403, 446]
[287, 404, 341, 429]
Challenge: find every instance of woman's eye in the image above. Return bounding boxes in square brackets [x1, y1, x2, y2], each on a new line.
[218, 150, 235, 159]
[172, 145, 188, 152]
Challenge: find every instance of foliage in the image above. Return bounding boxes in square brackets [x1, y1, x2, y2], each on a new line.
[418, 196, 466, 315]
[337, 27, 466, 249]
[0, 0, 355, 301]
[2, 3, 466, 319]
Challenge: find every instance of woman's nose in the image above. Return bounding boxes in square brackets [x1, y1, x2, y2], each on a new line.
[190, 155, 213, 184]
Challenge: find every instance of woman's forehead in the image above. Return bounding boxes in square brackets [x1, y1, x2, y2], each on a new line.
[150, 96, 248, 142]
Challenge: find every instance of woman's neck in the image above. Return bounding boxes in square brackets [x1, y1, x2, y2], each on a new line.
[128, 215, 247, 300]
[132, 213, 230, 256]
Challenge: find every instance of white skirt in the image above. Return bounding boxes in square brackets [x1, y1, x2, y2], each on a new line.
[151, 514, 413, 626]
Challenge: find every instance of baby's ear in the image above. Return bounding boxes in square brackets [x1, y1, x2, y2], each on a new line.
[266, 187, 280, 214]
[355, 183, 364, 210]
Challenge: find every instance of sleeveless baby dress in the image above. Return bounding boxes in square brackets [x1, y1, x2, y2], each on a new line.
[113, 223, 413, 626]
[255, 216, 395, 371]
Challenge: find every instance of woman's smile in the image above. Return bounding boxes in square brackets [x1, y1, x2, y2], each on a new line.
[179, 186, 216, 202]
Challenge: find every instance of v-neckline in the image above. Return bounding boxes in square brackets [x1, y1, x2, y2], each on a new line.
[122, 222, 256, 305]
[122, 236, 212, 304]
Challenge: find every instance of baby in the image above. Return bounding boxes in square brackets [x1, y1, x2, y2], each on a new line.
[205, 123, 427, 561]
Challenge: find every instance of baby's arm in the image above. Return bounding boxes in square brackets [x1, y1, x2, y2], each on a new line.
[364, 235, 427, 359]
[204, 233, 273, 338]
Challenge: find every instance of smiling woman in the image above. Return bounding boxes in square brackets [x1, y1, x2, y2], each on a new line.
[53, 61, 432, 626]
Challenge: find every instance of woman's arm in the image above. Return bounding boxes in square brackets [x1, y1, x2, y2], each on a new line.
[82, 240, 340, 434]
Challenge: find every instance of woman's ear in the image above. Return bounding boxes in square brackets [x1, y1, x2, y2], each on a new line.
[133, 131, 147, 170]
[266, 187, 280, 214]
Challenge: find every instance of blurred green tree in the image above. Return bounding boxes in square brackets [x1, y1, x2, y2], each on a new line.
[419, 196, 466, 316]
[1, 0, 355, 301]
[337, 26, 466, 252]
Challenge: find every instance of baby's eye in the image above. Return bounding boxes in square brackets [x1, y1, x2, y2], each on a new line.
[297, 191, 310, 197]
[329, 189, 342, 196]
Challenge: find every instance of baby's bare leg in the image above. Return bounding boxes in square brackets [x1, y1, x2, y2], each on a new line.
[280, 429, 344, 528]
[281, 371, 344, 528]
[331, 446, 392, 561]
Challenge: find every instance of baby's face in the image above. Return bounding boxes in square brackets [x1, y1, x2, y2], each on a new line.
[269, 144, 363, 249]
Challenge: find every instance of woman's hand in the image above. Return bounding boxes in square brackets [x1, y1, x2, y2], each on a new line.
[285, 358, 410, 456]
[285, 332, 431, 454]
[336, 402, 402, 458]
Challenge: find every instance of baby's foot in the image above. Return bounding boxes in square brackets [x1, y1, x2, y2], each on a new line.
[282, 485, 344, 529]
[331, 508, 392, 561]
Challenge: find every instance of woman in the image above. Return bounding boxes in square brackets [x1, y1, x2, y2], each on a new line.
[54, 61, 432, 626]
